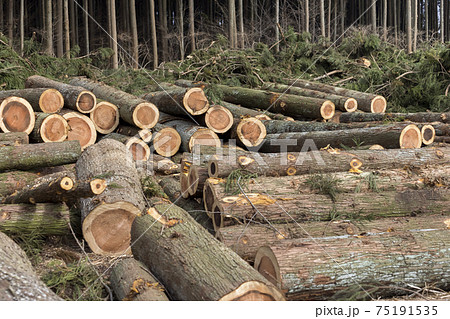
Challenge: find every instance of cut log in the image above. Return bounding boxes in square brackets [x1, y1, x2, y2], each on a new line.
[0, 171, 39, 198]
[216, 84, 335, 120]
[69, 77, 159, 128]
[110, 258, 169, 301]
[261, 82, 358, 112]
[0, 140, 81, 172]
[187, 165, 209, 197]
[201, 104, 234, 134]
[0, 88, 64, 113]
[218, 100, 295, 122]
[420, 124, 436, 145]
[31, 112, 69, 143]
[0, 132, 29, 145]
[151, 123, 182, 157]
[131, 201, 285, 301]
[230, 117, 267, 148]
[141, 87, 209, 116]
[102, 133, 150, 161]
[164, 119, 221, 152]
[435, 136, 450, 143]
[254, 216, 450, 300]
[257, 124, 422, 152]
[137, 154, 180, 176]
[208, 146, 450, 178]
[61, 110, 97, 150]
[287, 78, 387, 113]
[339, 111, 450, 123]
[89, 100, 120, 134]
[0, 96, 35, 134]
[25, 75, 96, 113]
[261, 119, 378, 134]
[116, 125, 153, 143]
[0, 203, 70, 236]
[0, 232, 62, 300]
[75, 139, 146, 256]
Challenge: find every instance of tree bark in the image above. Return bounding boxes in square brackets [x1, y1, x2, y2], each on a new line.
[149, 0, 158, 69]
[76, 139, 146, 256]
[407, 0, 412, 53]
[238, 0, 245, 48]
[158, 0, 168, 62]
[440, 0, 445, 43]
[287, 79, 386, 113]
[130, 0, 139, 69]
[110, 258, 169, 301]
[0, 96, 35, 135]
[275, 0, 280, 51]
[371, 0, 376, 31]
[90, 101, 120, 134]
[60, 110, 97, 151]
[0, 140, 81, 172]
[216, 100, 294, 122]
[339, 111, 450, 123]
[30, 113, 69, 143]
[187, 164, 209, 197]
[383, 0, 387, 41]
[0, 88, 64, 114]
[19, 0, 24, 56]
[69, 77, 159, 129]
[56, 0, 63, 58]
[131, 201, 285, 301]
[305, 0, 309, 34]
[260, 119, 382, 134]
[0, 132, 29, 145]
[177, 0, 184, 61]
[0, 171, 38, 197]
[25, 75, 96, 114]
[188, 0, 195, 52]
[44, 0, 53, 55]
[320, 0, 326, 37]
[83, 0, 89, 54]
[64, 0, 70, 58]
[116, 125, 153, 143]
[109, 0, 119, 69]
[163, 120, 221, 152]
[137, 154, 180, 176]
[0, 232, 62, 300]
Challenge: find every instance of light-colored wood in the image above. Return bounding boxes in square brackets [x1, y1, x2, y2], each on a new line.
[0, 96, 35, 134]
[90, 101, 119, 134]
[31, 113, 69, 143]
[61, 110, 97, 150]
[203, 105, 234, 134]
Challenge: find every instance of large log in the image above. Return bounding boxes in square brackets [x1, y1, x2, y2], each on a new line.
[0, 88, 64, 113]
[260, 119, 378, 134]
[200, 104, 234, 134]
[150, 123, 182, 157]
[261, 82, 358, 112]
[187, 165, 209, 197]
[130, 201, 285, 301]
[102, 133, 150, 161]
[75, 139, 146, 256]
[0, 132, 29, 145]
[229, 117, 267, 148]
[164, 119, 221, 152]
[25, 75, 96, 113]
[257, 124, 422, 152]
[0, 171, 38, 197]
[218, 100, 295, 122]
[69, 77, 159, 128]
[0, 96, 35, 134]
[287, 78, 387, 113]
[89, 100, 120, 134]
[0, 140, 81, 172]
[141, 87, 209, 116]
[254, 216, 450, 300]
[30, 112, 69, 143]
[216, 84, 335, 120]
[208, 147, 450, 178]
[339, 111, 450, 123]
[110, 258, 169, 301]
[0, 232, 62, 300]
[61, 110, 97, 150]
[0, 203, 70, 236]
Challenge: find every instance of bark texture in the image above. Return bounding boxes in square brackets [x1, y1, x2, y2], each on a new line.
[0, 88, 64, 113]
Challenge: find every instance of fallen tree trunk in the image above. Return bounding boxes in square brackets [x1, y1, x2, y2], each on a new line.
[217, 84, 335, 120]
[31, 113, 69, 143]
[25, 75, 96, 113]
[141, 87, 209, 116]
[208, 147, 450, 178]
[287, 79, 386, 113]
[164, 120, 221, 152]
[102, 133, 150, 161]
[0, 171, 39, 197]
[137, 154, 180, 176]
[61, 111, 97, 151]
[339, 111, 450, 123]
[76, 139, 146, 256]
[257, 124, 422, 152]
[0, 88, 64, 113]
[229, 117, 267, 148]
[435, 136, 450, 143]
[89, 100, 120, 134]
[116, 125, 153, 143]
[131, 201, 285, 301]
[261, 82, 358, 112]
[0, 140, 81, 172]
[218, 101, 295, 122]
[200, 104, 234, 134]
[110, 258, 169, 301]
[150, 123, 182, 157]
[0, 132, 29, 145]
[254, 217, 450, 300]
[69, 77, 159, 128]
[0, 232, 63, 300]
[0, 203, 70, 236]
[261, 119, 377, 134]
[0, 96, 35, 135]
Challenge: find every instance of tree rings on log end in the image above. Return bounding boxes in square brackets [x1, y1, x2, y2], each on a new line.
[399, 124, 422, 149]
[62, 111, 97, 150]
[76, 91, 97, 113]
[90, 101, 119, 134]
[344, 98, 358, 113]
[219, 280, 285, 301]
[421, 125, 436, 145]
[236, 117, 267, 148]
[153, 127, 181, 157]
[0, 97, 35, 134]
[370, 96, 387, 113]
[39, 89, 64, 113]
[183, 88, 210, 115]
[39, 114, 69, 143]
[189, 128, 221, 152]
[82, 201, 141, 256]
[254, 246, 282, 289]
[90, 179, 107, 195]
[205, 105, 233, 133]
[320, 101, 336, 120]
[125, 137, 151, 161]
[132, 102, 160, 129]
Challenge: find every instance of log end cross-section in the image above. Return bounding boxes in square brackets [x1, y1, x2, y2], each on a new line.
[39, 88, 65, 113]
[370, 96, 387, 113]
[399, 124, 422, 149]
[205, 105, 234, 133]
[90, 101, 120, 134]
[183, 87, 210, 115]
[62, 111, 97, 150]
[153, 126, 182, 157]
[0, 97, 35, 135]
[76, 90, 97, 113]
[236, 117, 267, 148]
[133, 102, 160, 129]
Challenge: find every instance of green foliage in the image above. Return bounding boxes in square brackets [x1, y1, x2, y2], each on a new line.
[305, 174, 341, 202]
[141, 176, 168, 199]
[10, 230, 45, 264]
[225, 169, 258, 195]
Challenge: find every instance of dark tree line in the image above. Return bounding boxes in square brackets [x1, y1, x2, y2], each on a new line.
[0, 0, 449, 69]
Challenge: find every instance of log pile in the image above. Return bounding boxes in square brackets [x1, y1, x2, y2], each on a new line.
[1, 75, 449, 301]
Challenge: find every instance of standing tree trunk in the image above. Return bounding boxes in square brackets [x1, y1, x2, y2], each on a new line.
[189, 0, 195, 52]
[305, 0, 309, 34]
[425, 0, 429, 41]
[371, 0, 376, 31]
[83, 0, 89, 55]
[320, 0, 326, 37]
[56, 0, 63, 58]
[327, 0, 331, 38]
[393, 0, 398, 45]
[130, 0, 139, 69]
[238, 0, 244, 48]
[275, 0, 280, 51]
[229, 0, 236, 48]
[45, 0, 53, 55]
[440, 0, 444, 43]
[19, 0, 24, 55]
[413, 0, 418, 51]
[383, 0, 387, 41]
[158, 0, 168, 62]
[406, 0, 412, 53]
[64, 0, 70, 58]
[109, 0, 118, 69]
[149, 0, 158, 69]
[178, 0, 184, 60]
